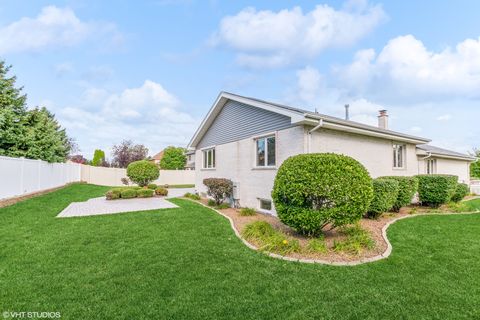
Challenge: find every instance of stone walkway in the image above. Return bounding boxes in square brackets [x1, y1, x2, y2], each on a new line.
[57, 188, 195, 218]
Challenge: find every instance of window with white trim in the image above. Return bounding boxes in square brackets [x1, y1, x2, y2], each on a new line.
[426, 159, 437, 174]
[255, 135, 276, 167]
[393, 144, 405, 169]
[202, 148, 215, 169]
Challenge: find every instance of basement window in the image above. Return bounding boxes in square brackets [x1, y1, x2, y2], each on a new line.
[259, 199, 272, 212]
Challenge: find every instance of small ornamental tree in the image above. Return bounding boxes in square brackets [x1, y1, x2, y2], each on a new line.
[160, 146, 186, 170]
[272, 153, 373, 236]
[203, 178, 233, 205]
[367, 178, 399, 219]
[127, 160, 160, 187]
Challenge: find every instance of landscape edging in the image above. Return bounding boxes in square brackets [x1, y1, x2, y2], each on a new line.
[186, 198, 478, 266]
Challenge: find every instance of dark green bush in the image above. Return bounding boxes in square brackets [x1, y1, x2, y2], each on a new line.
[379, 176, 418, 211]
[126, 160, 160, 187]
[155, 187, 168, 196]
[367, 178, 399, 219]
[203, 178, 233, 205]
[417, 174, 458, 207]
[147, 183, 157, 190]
[272, 153, 373, 236]
[137, 189, 154, 198]
[184, 192, 200, 200]
[121, 188, 137, 199]
[450, 183, 469, 203]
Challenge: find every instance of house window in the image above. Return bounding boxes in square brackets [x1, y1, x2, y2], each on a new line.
[393, 144, 405, 169]
[202, 148, 215, 169]
[426, 159, 437, 174]
[255, 136, 276, 167]
[259, 199, 272, 211]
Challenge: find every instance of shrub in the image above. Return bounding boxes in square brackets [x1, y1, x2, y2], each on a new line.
[242, 221, 300, 255]
[207, 199, 216, 207]
[136, 189, 154, 198]
[147, 183, 157, 190]
[203, 178, 233, 205]
[451, 183, 470, 203]
[105, 189, 121, 200]
[239, 207, 256, 216]
[272, 153, 373, 236]
[184, 192, 200, 200]
[127, 160, 160, 187]
[367, 178, 400, 219]
[333, 224, 374, 255]
[155, 187, 168, 196]
[417, 174, 458, 207]
[216, 203, 230, 209]
[121, 188, 137, 199]
[379, 176, 418, 211]
[306, 237, 327, 254]
[121, 177, 130, 186]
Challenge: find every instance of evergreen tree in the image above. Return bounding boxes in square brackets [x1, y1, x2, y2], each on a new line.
[92, 149, 106, 166]
[0, 61, 28, 157]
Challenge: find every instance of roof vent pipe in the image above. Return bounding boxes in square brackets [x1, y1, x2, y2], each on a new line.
[345, 104, 350, 120]
[378, 110, 388, 129]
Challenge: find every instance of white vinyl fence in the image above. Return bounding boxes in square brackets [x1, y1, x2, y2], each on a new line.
[0, 156, 81, 200]
[471, 180, 480, 195]
[80, 165, 195, 187]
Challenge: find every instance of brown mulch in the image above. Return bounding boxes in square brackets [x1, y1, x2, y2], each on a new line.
[0, 185, 67, 209]
[199, 198, 414, 262]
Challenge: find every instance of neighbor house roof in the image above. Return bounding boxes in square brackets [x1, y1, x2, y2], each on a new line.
[416, 145, 476, 161]
[151, 150, 164, 161]
[188, 92, 431, 148]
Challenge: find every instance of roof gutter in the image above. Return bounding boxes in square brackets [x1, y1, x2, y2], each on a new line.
[307, 118, 324, 153]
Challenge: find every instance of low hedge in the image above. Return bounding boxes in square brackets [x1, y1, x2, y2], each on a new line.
[137, 189, 154, 198]
[367, 178, 399, 219]
[416, 174, 458, 207]
[450, 183, 469, 203]
[155, 187, 168, 196]
[147, 183, 157, 190]
[121, 188, 137, 199]
[379, 176, 418, 211]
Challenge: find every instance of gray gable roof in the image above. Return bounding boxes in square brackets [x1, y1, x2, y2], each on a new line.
[417, 144, 476, 161]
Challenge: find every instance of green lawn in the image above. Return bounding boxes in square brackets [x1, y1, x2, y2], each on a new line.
[1, 184, 479, 319]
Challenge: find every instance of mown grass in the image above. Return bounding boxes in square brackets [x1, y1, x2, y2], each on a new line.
[1, 184, 479, 319]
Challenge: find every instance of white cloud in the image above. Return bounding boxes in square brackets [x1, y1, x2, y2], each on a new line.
[410, 126, 423, 133]
[436, 114, 452, 121]
[54, 81, 198, 158]
[336, 35, 480, 101]
[213, 2, 386, 68]
[0, 6, 122, 54]
[54, 62, 74, 77]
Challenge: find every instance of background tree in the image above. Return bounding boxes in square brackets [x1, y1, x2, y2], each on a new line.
[0, 60, 28, 157]
[91, 149, 106, 166]
[69, 154, 87, 164]
[160, 146, 186, 169]
[0, 61, 73, 162]
[111, 140, 148, 168]
[470, 148, 480, 178]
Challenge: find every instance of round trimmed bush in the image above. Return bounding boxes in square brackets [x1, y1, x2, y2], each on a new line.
[121, 188, 137, 199]
[366, 178, 399, 219]
[155, 187, 168, 196]
[136, 188, 154, 198]
[272, 153, 373, 236]
[451, 183, 469, 203]
[417, 174, 458, 207]
[379, 176, 418, 211]
[126, 160, 160, 187]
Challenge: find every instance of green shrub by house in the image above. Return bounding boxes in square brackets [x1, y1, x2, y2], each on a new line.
[136, 189, 154, 198]
[417, 174, 458, 207]
[272, 153, 373, 236]
[203, 178, 233, 205]
[379, 176, 418, 211]
[126, 160, 160, 187]
[450, 183, 469, 203]
[105, 189, 121, 200]
[367, 178, 399, 219]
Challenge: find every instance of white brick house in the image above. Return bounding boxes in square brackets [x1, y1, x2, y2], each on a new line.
[188, 92, 475, 214]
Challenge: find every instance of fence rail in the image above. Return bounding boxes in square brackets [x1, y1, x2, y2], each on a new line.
[0, 155, 195, 200]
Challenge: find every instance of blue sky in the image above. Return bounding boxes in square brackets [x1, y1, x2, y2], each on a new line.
[1, 0, 479, 158]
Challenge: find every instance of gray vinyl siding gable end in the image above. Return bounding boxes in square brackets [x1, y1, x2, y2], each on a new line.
[197, 100, 294, 148]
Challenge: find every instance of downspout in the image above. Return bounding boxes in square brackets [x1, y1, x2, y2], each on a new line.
[307, 118, 324, 153]
[419, 152, 432, 174]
